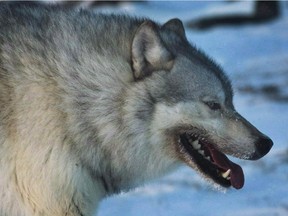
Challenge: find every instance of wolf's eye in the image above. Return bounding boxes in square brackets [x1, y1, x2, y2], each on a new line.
[205, 101, 221, 110]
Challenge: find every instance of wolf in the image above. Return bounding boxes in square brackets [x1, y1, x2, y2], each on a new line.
[0, 3, 273, 216]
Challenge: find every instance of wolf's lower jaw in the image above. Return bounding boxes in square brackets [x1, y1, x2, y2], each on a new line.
[179, 132, 244, 189]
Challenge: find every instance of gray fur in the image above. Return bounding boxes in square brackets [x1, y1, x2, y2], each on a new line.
[0, 3, 272, 216]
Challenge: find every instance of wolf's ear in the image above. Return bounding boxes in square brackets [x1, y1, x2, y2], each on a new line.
[132, 21, 174, 80]
[162, 18, 186, 41]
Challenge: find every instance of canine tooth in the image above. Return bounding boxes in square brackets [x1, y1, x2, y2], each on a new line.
[205, 156, 211, 161]
[192, 140, 201, 150]
[199, 150, 205, 156]
[221, 169, 231, 179]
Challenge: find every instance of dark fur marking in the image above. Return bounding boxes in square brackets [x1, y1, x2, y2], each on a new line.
[72, 198, 85, 216]
[100, 175, 109, 193]
[135, 91, 156, 121]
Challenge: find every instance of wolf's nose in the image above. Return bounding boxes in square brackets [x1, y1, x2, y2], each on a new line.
[252, 137, 273, 160]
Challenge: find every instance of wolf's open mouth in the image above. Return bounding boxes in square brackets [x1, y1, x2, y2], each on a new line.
[179, 133, 244, 189]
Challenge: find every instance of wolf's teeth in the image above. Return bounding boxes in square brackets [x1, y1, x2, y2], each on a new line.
[199, 150, 205, 156]
[192, 140, 201, 150]
[221, 169, 231, 179]
[205, 156, 211, 161]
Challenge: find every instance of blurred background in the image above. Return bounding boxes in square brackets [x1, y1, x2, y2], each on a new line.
[44, 1, 288, 215]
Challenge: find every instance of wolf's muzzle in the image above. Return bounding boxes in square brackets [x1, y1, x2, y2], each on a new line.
[252, 136, 273, 160]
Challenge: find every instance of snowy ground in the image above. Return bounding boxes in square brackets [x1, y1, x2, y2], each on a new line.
[95, 2, 288, 216]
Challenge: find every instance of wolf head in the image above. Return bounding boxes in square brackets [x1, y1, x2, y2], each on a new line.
[130, 19, 273, 189]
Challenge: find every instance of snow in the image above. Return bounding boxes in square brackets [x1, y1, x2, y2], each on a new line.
[96, 1, 288, 216]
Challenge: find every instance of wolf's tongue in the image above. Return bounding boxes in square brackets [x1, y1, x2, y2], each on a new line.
[209, 146, 244, 189]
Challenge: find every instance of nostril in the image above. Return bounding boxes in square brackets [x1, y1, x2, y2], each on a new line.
[254, 137, 273, 159]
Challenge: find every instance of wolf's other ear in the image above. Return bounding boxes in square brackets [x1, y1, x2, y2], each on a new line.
[162, 18, 186, 41]
[132, 21, 174, 80]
